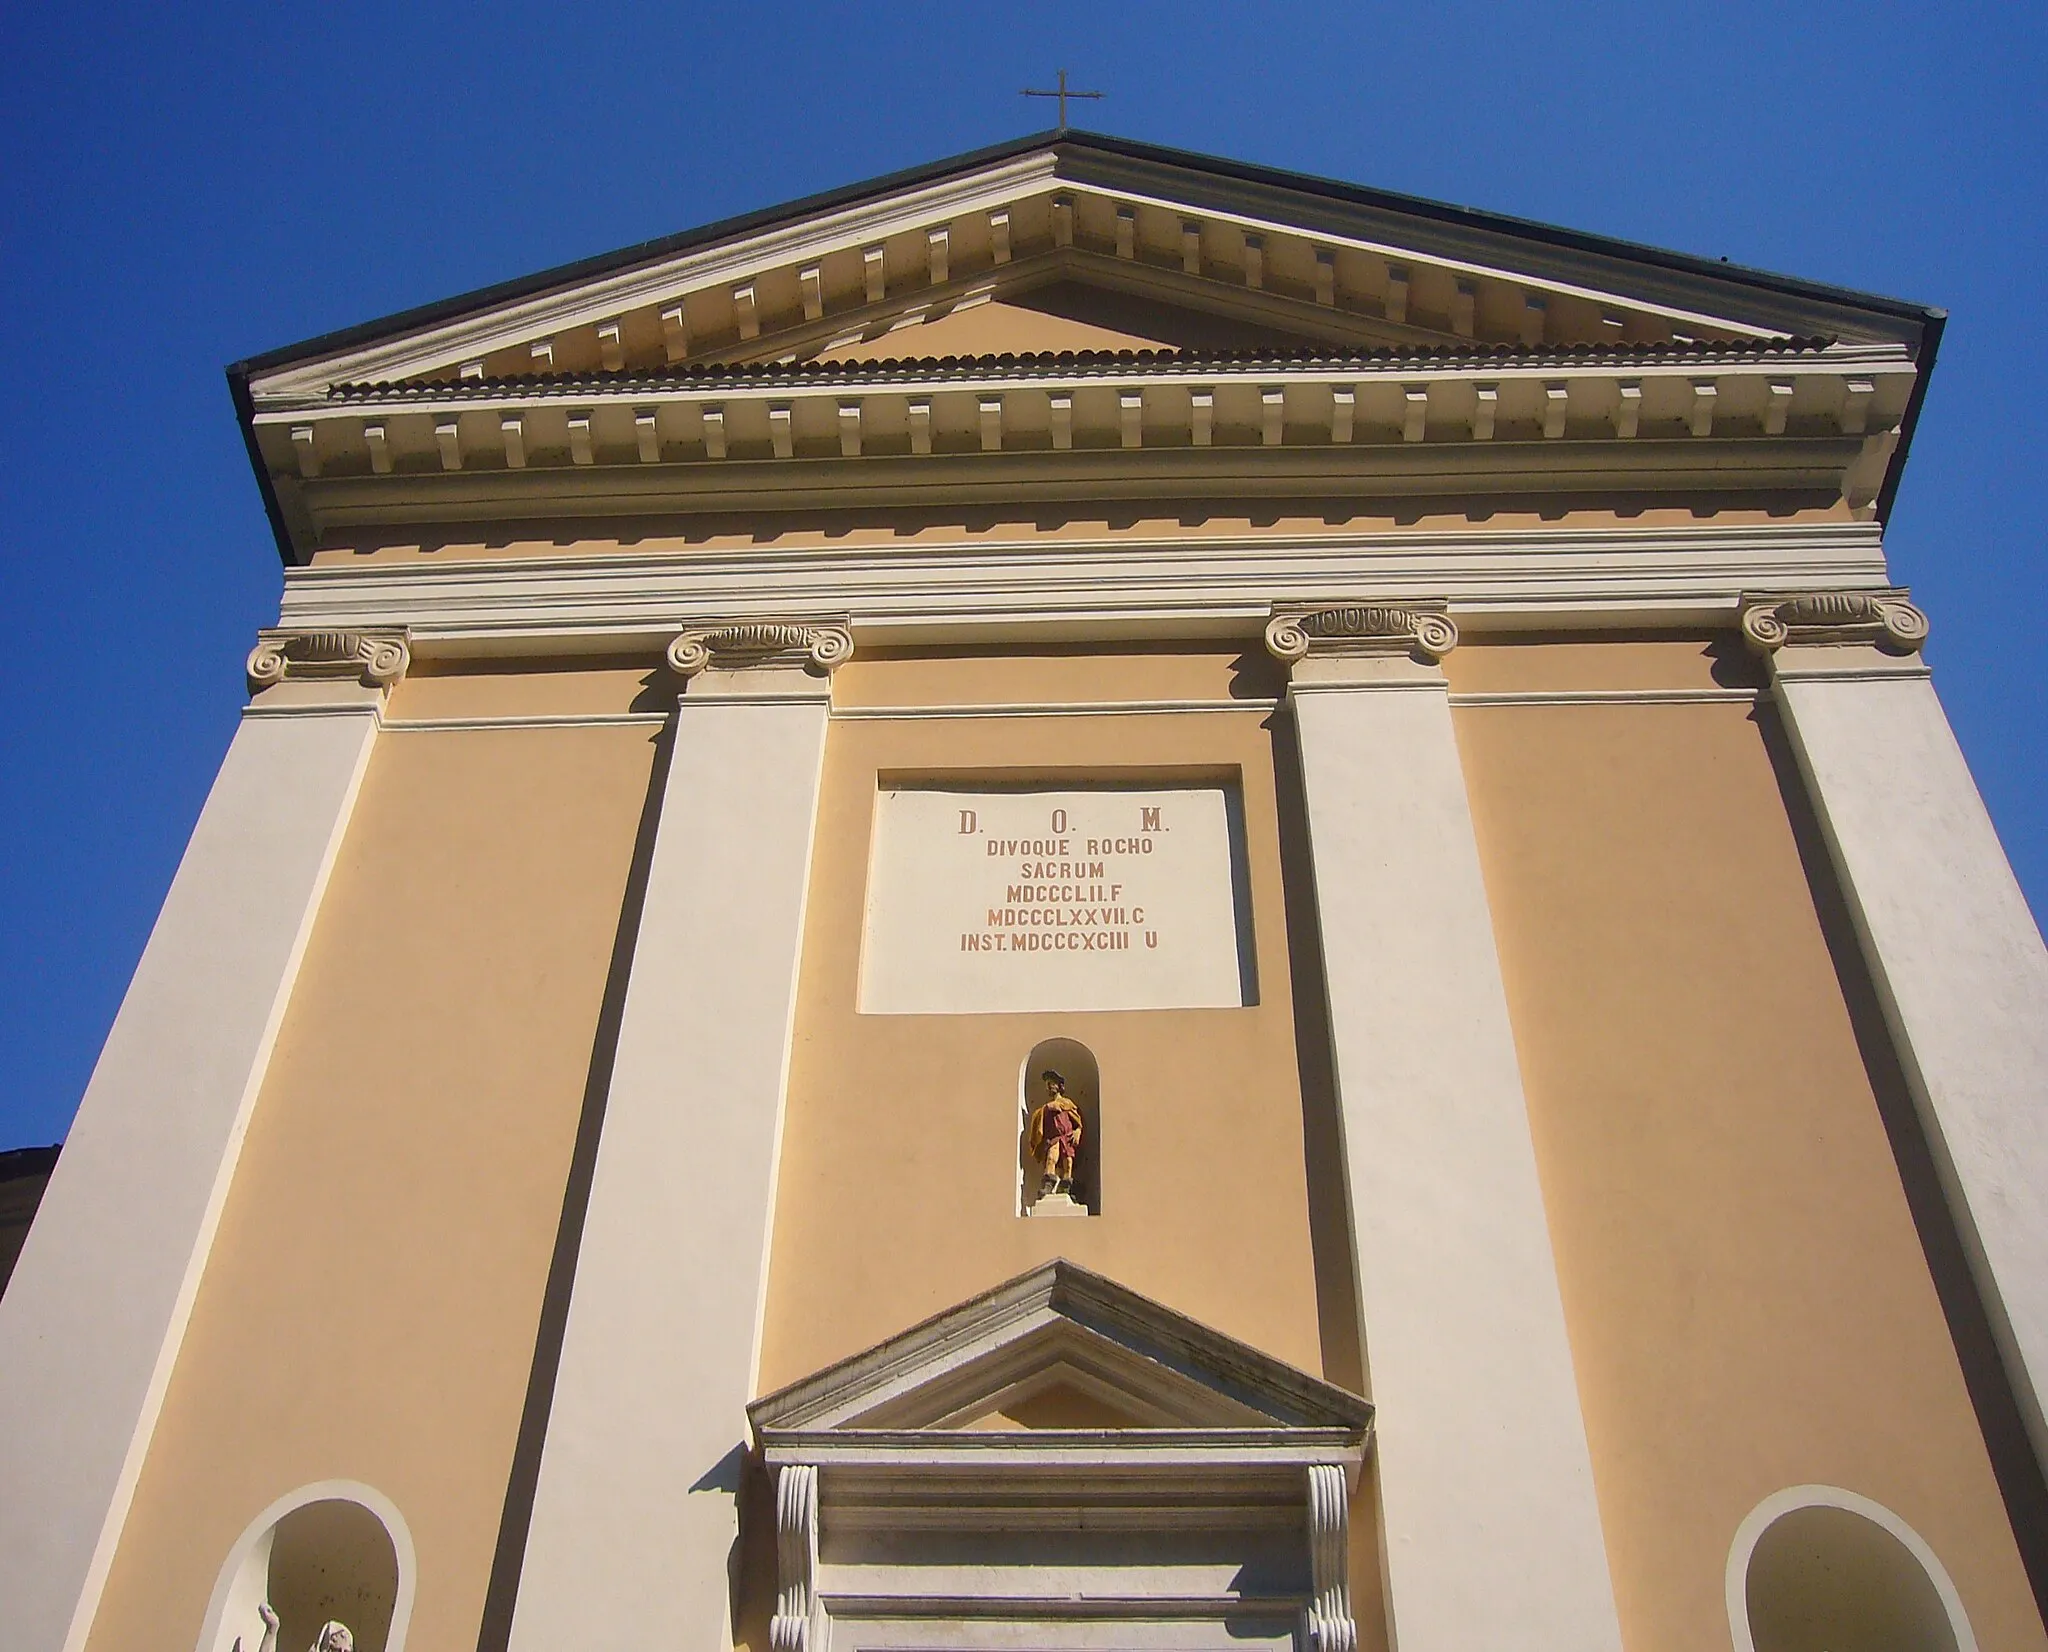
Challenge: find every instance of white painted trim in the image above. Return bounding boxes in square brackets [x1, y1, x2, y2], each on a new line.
[1768, 667, 2048, 1478]
[750, 1260, 1369, 1439]
[1448, 687, 1761, 706]
[274, 523, 1890, 652]
[1286, 673, 1624, 1651]
[833, 698, 1277, 721]
[193, 1479, 418, 1652]
[255, 349, 1912, 423]
[764, 1433, 1365, 1473]
[239, 702, 389, 722]
[1075, 179, 1782, 340]
[506, 691, 832, 1652]
[1287, 677, 1445, 696]
[253, 154, 1064, 392]
[1770, 662, 1934, 685]
[382, 712, 669, 732]
[0, 708, 382, 1652]
[805, 1610, 1296, 1652]
[249, 143, 1884, 400]
[1723, 1484, 1976, 1652]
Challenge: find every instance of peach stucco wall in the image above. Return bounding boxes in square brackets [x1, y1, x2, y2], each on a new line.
[757, 648, 1339, 1389]
[1450, 637, 2044, 1650]
[753, 644, 1384, 1651]
[83, 634, 2044, 1652]
[87, 715, 658, 1652]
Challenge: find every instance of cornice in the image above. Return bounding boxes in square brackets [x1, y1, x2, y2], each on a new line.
[293, 336, 1865, 410]
[239, 130, 1933, 400]
[253, 346, 1911, 554]
[249, 153, 1066, 396]
[231, 134, 1940, 565]
[1048, 139, 1932, 343]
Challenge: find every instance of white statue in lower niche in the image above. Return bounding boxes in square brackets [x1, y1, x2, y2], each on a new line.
[243, 1603, 355, 1652]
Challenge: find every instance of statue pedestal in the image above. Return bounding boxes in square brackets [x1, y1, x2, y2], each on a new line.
[1027, 1192, 1089, 1219]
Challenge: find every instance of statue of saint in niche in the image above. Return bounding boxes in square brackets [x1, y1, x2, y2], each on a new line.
[246, 1604, 355, 1652]
[1026, 1070, 1085, 1200]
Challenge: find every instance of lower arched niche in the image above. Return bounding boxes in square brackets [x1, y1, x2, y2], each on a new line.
[1018, 1038, 1100, 1216]
[1729, 1486, 1975, 1652]
[198, 1482, 413, 1652]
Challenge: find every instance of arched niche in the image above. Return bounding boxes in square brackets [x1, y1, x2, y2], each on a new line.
[1727, 1485, 1976, 1652]
[197, 1481, 415, 1652]
[1018, 1038, 1101, 1216]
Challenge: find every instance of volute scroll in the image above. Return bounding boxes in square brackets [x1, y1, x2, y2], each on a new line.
[1739, 591, 1928, 656]
[1265, 602, 1459, 665]
[667, 620, 854, 677]
[246, 627, 411, 691]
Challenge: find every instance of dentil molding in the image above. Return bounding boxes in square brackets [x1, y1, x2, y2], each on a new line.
[1739, 590, 1928, 655]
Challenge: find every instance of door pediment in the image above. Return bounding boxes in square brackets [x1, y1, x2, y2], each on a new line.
[748, 1257, 1372, 1439]
[749, 1262, 1370, 1652]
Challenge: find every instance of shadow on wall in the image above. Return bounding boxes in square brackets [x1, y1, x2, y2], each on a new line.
[203, 1485, 413, 1652]
[1732, 1486, 1975, 1652]
[0, 1144, 60, 1298]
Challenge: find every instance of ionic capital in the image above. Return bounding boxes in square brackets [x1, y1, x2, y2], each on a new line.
[1739, 590, 1928, 656]
[667, 620, 854, 678]
[1266, 602, 1458, 666]
[246, 628, 410, 692]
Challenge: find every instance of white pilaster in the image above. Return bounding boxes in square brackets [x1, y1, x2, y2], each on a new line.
[1748, 592, 2048, 1476]
[1270, 605, 1624, 1652]
[0, 631, 403, 1652]
[507, 623, 846, 1652]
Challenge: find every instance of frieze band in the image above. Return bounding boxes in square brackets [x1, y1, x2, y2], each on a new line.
[1739, 591, 1929, 655]
[246, 627, 410, 691]
[1265, 602, 1459, 664]
[667, 621, 855, 677]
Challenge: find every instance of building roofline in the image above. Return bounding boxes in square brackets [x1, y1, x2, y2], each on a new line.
[227, 131, 1067, 381]
[229, 129, 1941, 383]
[228, 128, 1946, 560]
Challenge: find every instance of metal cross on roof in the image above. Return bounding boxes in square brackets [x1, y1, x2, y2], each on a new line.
[1021, 69, 1104, 132]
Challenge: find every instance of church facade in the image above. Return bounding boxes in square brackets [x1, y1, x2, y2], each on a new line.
[2, 132, 2044, 1652]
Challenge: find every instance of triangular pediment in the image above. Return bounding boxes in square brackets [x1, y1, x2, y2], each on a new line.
[956, 1379, 1156, 1431]
[812, 282, 1317, 364]
[240, 130, 1930, 403]
[234, 132, 1940, 562]
[747, 1259, 1371, 1439]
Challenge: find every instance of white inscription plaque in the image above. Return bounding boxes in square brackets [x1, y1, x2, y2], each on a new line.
[859, 785, 1251, 1014]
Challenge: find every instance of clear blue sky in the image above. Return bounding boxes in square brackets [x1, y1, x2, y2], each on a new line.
[3, 5, 2043, 1150]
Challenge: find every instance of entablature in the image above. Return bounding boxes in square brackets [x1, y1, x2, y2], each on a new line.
[253, 339, 1912, 554]
[270, 520, 1896, 662]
